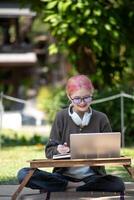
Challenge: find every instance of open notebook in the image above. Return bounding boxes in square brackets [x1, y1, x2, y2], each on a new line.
[53, 132, 121, 160]
[53, 152, 71, 159]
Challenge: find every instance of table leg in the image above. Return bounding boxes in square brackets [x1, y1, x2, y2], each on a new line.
[124, 165, 134, 179]
[11, 168, 36, 200]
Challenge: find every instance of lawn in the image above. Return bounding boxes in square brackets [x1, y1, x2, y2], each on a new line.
[0, 145, 52, 184]
[106, 148, 134, 182]
[0, 145, 134, 184]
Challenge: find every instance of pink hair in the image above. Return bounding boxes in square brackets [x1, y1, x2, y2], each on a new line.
[66, 75, 94, 95]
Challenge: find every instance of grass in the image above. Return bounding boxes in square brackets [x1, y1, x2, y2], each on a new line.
[0, 145, 52, 184]
[0, 127, 51, 184]
[106, 148, 134, 182]
[0, 145, 134, 184]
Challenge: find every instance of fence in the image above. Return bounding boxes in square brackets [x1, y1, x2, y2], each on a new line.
[0, 91, 134, 148]
[92, 92, 134, 147]
[0, 92, 27, 148]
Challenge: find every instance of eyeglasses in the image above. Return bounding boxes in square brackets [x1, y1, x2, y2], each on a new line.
[70, 96, 93, 105]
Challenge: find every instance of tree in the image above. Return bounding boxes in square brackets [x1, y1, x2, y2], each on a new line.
[21, 0, 134, 87]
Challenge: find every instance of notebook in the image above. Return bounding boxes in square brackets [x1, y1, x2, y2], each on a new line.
[53, 152, 71, 159]
[70, 132, 121, 159]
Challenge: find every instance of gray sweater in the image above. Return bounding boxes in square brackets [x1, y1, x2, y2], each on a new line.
[45, 107, 112, 175]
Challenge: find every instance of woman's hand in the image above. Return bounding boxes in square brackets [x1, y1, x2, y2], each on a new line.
[57, 142, 70, 154]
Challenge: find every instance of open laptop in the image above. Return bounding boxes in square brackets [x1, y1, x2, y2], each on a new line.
[70, 132, 121, 159]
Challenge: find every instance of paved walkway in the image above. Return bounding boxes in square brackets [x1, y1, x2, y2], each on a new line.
[0, 182, 134, 200]
[0, 185, 39, 200]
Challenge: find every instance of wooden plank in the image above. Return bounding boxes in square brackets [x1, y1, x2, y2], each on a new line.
[29, 157, 132, 168]
[11, 169, 35, 200]
[124, 165, 134, 179]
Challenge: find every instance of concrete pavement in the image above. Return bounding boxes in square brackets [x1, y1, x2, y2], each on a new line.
[0, 185, 39, 200]
[0, 182, 134, 200]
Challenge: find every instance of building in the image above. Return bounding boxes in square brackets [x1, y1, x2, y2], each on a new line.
[0, 1, 37, 100]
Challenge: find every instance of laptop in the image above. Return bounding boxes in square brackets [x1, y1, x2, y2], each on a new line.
[70, 132, 121, 159]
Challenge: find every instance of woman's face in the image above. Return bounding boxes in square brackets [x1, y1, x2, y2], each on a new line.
[69, 88, 93, 113]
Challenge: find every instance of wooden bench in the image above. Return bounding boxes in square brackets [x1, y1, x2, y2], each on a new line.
[12, 157, 134, 200]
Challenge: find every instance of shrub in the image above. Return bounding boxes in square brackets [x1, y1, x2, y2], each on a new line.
[92, 87, 134, 146]
[0, 129, 49, 147]
[37, 85, 68, 123]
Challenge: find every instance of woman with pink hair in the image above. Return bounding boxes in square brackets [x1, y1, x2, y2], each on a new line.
[17, 75, 125, 197]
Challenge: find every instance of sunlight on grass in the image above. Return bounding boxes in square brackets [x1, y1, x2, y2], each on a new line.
[106, 148, 134, 182]
[121, 147, 134, 159]
[0, 145, 52, 184]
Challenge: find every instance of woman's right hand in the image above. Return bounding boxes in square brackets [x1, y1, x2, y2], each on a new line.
[57, 142, 70, 154]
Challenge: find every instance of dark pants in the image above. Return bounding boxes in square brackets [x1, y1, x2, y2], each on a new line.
[17, 167, 125, 193]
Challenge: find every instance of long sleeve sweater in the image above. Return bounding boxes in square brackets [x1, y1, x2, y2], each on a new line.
[45, 107, 112, 175]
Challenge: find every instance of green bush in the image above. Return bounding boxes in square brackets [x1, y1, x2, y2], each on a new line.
[0, 129, 49, 147]
[37, 85, 68, 123]
[92, 87, 134, 146]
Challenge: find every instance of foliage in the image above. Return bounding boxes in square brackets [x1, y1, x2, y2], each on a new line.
[37, 85, 68, 123]
[0, 129, 49, 147]
[92, 87, 134, 146]
[19, 0, 134, 142]
[21, 0, 134, 86]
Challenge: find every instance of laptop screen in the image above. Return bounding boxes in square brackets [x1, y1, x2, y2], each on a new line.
[70, 132, 121, 159]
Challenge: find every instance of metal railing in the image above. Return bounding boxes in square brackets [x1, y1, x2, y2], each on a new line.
[0, 91, 134, 148]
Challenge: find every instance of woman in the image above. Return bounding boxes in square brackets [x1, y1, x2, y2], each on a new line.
[18, 75, 125, 193]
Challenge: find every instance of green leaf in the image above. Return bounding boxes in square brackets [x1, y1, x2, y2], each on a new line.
[58, 1, 71, 12]
[44, 14, 57, 22]
[46, 1, 58, 9]
[76, 2, 84, 9]
[129, 11, 134, 18]
[67, 36, 77, 45]
[77, 27, 86, 35]
[87, 27, 98, 36]
[93, 9, 101, 16]
[58, 2, 64, 12]
[84, 9, 91, 17]
[109, 17, 117, 25]
[48, 43, 58, 55]
[71, 4, 77, 11]
[51, 18, 60, 26]
[44, 14, 61, 27]
[92, 39, 102, 52]
[112, 30, 119, 39]
[60, 23, 68, 29]
[104, 24, 111, 31]
[86, 19, 93, 25]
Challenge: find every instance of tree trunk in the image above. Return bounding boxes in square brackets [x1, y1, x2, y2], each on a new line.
[75, 45, 96, 75]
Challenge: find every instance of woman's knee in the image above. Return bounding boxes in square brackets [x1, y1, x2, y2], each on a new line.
[17, 167, 31, 183]
[111, 176, 125, 192]
[117, 177, 125, 192]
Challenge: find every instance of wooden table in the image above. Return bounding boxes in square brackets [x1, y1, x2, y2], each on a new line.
[11, 157, 134, 200]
